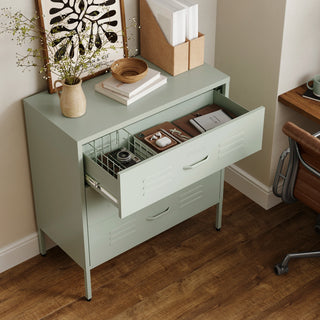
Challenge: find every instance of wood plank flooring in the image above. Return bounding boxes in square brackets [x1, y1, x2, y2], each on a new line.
[1, 183, 320, 319]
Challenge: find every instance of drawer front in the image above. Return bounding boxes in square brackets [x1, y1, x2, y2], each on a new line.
[119, 107, 264, 217]
[84, 92, 265, 218]
[87, 172, 221, 268]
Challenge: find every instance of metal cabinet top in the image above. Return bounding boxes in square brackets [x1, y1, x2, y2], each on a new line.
[24, 62, 229, 144]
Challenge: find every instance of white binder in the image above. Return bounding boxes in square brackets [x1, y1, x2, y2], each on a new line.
[146, 0, 187, 46]
[174, 0, 198, 40]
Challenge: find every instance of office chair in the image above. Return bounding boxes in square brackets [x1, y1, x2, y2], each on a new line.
[273, 121, 320, 275]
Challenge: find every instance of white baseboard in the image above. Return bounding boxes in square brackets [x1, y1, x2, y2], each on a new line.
[225, 164, 282, 210]
[0, 232, 55, 273]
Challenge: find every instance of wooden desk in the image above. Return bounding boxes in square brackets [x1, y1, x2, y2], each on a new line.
[278, 84, 320, 123]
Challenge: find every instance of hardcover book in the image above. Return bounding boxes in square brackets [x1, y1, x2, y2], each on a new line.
[189, 109, 232, 133]
[102, 68, 161, 98]
[95, 75, 167, 106]
[172, 105, 223, 137]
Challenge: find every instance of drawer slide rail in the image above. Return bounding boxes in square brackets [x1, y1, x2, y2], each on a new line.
[85, 174, 119, 205]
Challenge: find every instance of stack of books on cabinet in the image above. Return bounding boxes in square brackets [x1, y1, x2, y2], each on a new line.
[140, 0, 204, 76]
[95, 68, 167, 105]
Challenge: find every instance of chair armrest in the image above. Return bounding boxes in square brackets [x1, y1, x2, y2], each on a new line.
[295, 142, 320, 178]
[273, 148, 290, 197]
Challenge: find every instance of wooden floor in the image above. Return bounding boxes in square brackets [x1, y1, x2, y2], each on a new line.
[1, 183, 320, 320]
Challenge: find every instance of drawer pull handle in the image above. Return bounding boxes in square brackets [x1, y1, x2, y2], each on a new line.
[85, 174, 119, 205]
[146, 207, 170, 221]
[183, 155, 209, 170]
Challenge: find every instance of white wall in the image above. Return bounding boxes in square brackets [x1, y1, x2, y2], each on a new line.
[278, 0, 320, 95]
[0, 0, 217, 271]
[0, 0, 46, 249]
[270, 0, 320, 179]
[215, 0, 320, 207]
[215, 0, 287, 186]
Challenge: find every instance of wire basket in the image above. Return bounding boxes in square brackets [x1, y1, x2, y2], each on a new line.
[84, 129, 156, 178]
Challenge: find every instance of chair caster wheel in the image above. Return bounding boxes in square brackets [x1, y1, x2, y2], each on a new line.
[315, 224, 320, 234]
[274, 263, 288, 275]
[216, 227, 221, 231]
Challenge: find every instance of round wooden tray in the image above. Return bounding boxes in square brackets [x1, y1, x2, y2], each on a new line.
[110, 58, 148, 83]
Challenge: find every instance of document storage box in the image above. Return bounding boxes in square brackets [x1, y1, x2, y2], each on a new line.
[140, 0, 205, 76]
[189, 32, 205, 69]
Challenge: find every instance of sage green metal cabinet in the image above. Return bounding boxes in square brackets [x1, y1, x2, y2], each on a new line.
[24, 62, 265, 300]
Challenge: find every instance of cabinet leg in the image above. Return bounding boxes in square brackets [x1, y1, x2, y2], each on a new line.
[84, 268, 92, 301]
[38, 229, 47, 256]
[215, 169, 225, 231]
[215, 202, 222, 231]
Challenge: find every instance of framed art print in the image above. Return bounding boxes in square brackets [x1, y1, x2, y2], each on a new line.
[36, 0, 128, 93]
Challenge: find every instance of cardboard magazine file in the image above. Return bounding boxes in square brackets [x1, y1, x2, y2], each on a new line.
[140, 0, 189, 76]
[188, 33, 205, 70]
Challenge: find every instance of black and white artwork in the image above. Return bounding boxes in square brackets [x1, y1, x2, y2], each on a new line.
[37, 0, 127, 92]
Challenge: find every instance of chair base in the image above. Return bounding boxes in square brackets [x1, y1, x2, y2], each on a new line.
[274, 251, 320, 275]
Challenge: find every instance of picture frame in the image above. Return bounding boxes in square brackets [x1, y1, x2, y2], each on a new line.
[36, 0, 128, 93]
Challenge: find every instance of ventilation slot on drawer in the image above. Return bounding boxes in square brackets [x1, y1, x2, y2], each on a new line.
[142, 166, 174, 197]
[218, 132, 245, 159]
[109, 219, 136, 246]
[83, 129, 156, 179]
[179, 184, 204, 208]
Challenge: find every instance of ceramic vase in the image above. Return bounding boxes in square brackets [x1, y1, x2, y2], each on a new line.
[54, 79, 86, 118]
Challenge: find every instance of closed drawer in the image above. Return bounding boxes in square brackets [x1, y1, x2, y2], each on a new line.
[87, 172, 222, 268]
[83, 90, 265, 218]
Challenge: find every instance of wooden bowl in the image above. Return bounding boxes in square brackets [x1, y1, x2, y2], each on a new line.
[110, 58, 148, 84]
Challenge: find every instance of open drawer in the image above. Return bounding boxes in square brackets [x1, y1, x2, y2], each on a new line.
[83, 91, 265, 218]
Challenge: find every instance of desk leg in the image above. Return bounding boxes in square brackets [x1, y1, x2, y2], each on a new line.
[215, 169, 225, 231]
[84, 268, 92, 301]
